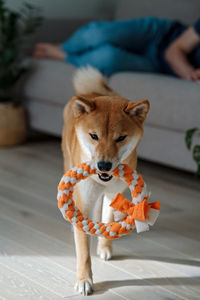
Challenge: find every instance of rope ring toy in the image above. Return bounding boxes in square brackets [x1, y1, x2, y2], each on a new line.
[57, 162, 160, 240]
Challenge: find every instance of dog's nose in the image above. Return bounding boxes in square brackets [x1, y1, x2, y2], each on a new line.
[97, 161, 112, 172]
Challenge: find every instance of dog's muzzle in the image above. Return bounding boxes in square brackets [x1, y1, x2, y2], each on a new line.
[98, 172, 113, 182]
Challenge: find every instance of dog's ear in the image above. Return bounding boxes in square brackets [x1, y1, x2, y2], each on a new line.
[124, 99, 150, 122]
[72, 96, 95, 117]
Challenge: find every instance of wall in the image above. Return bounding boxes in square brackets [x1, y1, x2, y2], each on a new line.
[6, 0, 118, 20]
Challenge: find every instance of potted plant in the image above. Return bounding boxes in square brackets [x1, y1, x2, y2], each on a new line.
[0, 0, 42, 146]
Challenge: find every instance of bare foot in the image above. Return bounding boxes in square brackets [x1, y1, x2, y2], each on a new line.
[33, 43, 66, 60]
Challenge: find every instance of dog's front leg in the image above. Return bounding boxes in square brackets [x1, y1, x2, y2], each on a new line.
[74, 178, 104, 295]
[74, 227, 92, 295]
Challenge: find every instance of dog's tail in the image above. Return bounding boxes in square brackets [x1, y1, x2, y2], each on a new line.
[73, 66, 118, 96]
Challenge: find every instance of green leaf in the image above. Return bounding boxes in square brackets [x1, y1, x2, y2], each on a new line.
[0, 47, 18, 67]
[196, 164, 200, 177]
[6, 12, 19, 42]
[0, 67, 27, 91]
[193, 145, 200, 177]
[193, 145, 200, 162]
[0, 0, 7, 22]
[185, 128, 199, 150]
[192, 145, 200, 176]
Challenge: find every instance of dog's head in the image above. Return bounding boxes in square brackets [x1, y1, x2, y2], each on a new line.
[72, 94, 149, 181]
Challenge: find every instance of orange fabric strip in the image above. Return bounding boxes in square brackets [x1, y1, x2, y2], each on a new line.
[110, 193, 132, 212]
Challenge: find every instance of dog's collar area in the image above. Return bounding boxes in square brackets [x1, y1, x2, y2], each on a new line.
[98, 172, 113, 182]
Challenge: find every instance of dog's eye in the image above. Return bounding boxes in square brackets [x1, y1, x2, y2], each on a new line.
[89, 133, 99, 141]
[116, 135, 127, 143]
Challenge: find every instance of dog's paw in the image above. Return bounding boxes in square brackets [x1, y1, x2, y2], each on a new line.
[97, 244, 112, 261]
[74, 279, 93, 296]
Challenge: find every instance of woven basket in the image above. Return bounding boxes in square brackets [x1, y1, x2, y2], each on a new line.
[0, 103, 27, 147]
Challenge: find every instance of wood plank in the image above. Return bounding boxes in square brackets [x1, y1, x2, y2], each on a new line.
[0, 146, 62, 187]
[0, 233, 131, 300]
[0, 215, 182, 300]
[142, 171, 200, 216]
[0, 183, 59, 221]
[0, 264, 62, 300]
[1, 136, 200, 299]
[1, 189, 199, 268]
[0, 168, 56, 205]
[0, 236, 76, 298]
[0, 205, 196, 300]
[1, 173, 200, 262]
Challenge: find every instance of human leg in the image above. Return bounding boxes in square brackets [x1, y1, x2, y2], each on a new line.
[66, 44, 160, 75]
[33, 17, 172, 62]
[62, 17, 172, 55]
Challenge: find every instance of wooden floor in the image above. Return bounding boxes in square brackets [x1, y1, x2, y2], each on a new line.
[0, 135, 200, 300]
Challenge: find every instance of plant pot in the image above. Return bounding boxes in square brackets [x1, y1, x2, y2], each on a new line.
[0, 102, 27, 147]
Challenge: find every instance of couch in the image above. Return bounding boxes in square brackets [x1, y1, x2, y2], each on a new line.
[23, 0, 200, 173]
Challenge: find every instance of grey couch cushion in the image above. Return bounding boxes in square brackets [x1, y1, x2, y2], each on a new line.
[109, 72, 200, 131]
[115, 0, 200, 25]
[24, 59, 76, 105]
[25, 60, 200, 132]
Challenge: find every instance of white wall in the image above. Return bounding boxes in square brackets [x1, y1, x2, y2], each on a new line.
[6, 0, 118, 19]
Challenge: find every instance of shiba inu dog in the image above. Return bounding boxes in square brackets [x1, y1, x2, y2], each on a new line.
[62, 67, 150, 295]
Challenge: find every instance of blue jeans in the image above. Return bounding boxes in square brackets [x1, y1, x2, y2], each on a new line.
[61, 17, 173, 75]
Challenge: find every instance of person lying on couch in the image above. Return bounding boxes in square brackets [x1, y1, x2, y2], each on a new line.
[33, 16, 200, 81]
